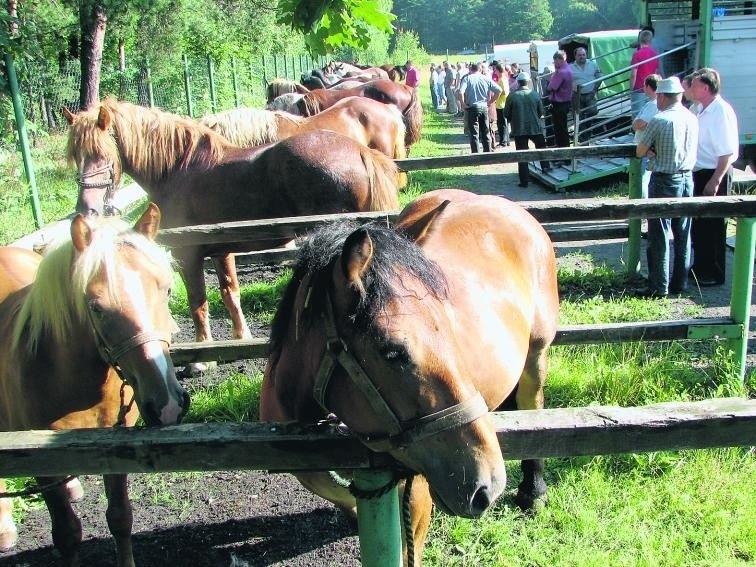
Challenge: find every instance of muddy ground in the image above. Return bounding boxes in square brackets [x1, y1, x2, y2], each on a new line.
[3, 115, 754, 567]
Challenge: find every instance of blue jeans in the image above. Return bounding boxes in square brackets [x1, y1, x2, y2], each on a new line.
[646, 172, 693, 294]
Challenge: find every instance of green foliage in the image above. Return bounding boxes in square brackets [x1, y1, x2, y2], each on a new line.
[185, 374, 263, 422]
[389, 28, 429, 64]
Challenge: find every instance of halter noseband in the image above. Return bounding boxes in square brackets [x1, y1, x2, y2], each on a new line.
[78, 163, 120, 216]
[313, 291, 489, 452]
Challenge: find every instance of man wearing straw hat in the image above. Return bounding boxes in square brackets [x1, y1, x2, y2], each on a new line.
[635, 76, 699, 298]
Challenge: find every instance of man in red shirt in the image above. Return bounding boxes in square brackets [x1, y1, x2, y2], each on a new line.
[405, 60, 419, 89]
[629, 29, 659, 117]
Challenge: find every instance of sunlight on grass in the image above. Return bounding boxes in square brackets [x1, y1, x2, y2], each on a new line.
[185, 373, 263, 423]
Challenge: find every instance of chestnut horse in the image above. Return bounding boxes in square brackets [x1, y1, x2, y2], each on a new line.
[0, 205, 189, 565]
[200, 96, 407, 162]
[296, 79, 423, 150]
[260, 189, 559, 565]
[65, 98, 399, 373]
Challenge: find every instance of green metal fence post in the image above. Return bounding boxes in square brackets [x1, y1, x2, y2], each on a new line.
[207, 54, 217, 113]
[353, 470, 402, 567]
[183, 54, 194, 117]
[4, 52, 43, 228]
[727, 217, 756, 381]
[232, 57, 240, 108]
[273, 56, 278, 79]
[261, 55, 267, 86]
[145, 58, 155, 107]
[626, 157, 642, 275]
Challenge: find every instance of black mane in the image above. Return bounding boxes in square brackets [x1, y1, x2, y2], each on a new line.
[269, 220, 448, 354]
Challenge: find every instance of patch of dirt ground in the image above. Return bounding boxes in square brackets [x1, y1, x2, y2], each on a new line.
[3, 113, 755, 567]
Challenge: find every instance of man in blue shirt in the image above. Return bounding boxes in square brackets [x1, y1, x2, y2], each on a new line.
[458, 62, 502, 153]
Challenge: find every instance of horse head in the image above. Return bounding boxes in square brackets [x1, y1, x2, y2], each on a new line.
[65, 104, 122, 217]
[69, 204, 190, 425]
[267, 215, 506, 518]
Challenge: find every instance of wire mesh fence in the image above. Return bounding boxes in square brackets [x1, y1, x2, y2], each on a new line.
[1, 51, 328, 243]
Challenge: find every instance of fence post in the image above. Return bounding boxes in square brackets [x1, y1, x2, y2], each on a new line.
[4, 52, 43, 228]
[273, 55, 278, 79]
[207, 54, 217, 113]
[183, 54, 194, 117]
[728, 217, 756, 380]
[232, 57, 240, 108]
[145, 58, 155, 107]
[626, 157, 642, 275]
[353, 469, 402, 567]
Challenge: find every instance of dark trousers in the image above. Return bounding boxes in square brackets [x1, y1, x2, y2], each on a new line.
[514, 134, 549, 184]
[496, 108, 509, 144]
[467, 103, 491, 153]
[691, 168, 730, 284]
[550, 100, 571, 148]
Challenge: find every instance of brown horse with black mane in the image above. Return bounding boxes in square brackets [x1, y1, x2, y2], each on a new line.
[261, 189, 559, 565]
[65, 98, 399, 373]
[296, 79, 423, 150]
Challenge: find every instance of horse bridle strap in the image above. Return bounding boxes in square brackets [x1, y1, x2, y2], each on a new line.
[78, 163, 120, 215]
[313, 291, 489, 452]
[102, 331, 172, 364]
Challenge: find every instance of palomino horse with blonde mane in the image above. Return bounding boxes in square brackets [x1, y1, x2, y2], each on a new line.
[0, 205, 189, 566]
[260, 189, 559, 565]
[296, 79, 423, 150]
[65, 98, 399, 373]
[200, 96, 407, 184]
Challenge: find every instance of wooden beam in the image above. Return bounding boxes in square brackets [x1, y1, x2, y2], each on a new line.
[168, 318, 740, 364]
[157, 197, 756, 247]
[0, 399, 753, 477]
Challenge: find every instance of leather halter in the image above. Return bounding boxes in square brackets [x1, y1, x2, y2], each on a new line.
[313, 291, 489, 452]
[78, 163, 120, 216]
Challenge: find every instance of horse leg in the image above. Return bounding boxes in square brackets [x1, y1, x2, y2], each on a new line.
[211, 254, 251, 340]
[39, 476, 82, 565]
[177, 253, 216, 374]
[66, 477, 84, 502]
[294, 471, 357, 521]
[402, 475, 432, 567]
[0, 480, 18, 551]
[514, 345, 549, 511]
[104, 474, 135, 567]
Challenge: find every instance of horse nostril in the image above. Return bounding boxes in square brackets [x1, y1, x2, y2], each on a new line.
[141, 401, 162, 426]
[470, 485, 495, 517]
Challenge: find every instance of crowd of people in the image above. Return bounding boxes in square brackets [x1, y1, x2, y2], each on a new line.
[406, 25, 739, 298]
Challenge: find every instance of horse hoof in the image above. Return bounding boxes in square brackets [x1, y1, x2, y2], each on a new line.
[66, 477, 84, 502]
[179, 361, 217, 377]
[514, 491, 548, 513]
[0, 523, 18, 551]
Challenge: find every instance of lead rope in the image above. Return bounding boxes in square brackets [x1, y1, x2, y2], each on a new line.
[402, 474, 415, 567]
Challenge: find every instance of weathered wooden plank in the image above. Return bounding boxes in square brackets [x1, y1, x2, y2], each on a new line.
[0, 399, 752, 477]
[157, 197, 756, 247]
[168, 318, 740, 364]
[394, 144, 637, 171]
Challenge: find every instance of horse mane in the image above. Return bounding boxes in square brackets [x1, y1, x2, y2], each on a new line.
[269, 221, 447, 356]
[200, 107, 304, 147]
[12, 217, 175, 354]
[267, 79, 309, 102]
[66, 97, 229, 185]
[298, 91, 324, 116]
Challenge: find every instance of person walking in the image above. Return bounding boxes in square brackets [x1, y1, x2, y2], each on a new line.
[503, 71, 551, 187]
[547, 50, 573, 164]
[688, 67, 739, 286]
[635, 76, 699, 298]
[458, 62, 502, 153]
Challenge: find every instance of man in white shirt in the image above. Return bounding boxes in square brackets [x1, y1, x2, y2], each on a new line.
[688, 67, 739, 286]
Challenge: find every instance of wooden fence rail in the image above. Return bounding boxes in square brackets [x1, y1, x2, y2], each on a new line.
[1, 398, 753, 478]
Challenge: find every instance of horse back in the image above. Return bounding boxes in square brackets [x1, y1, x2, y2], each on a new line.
[0, 247, 40, 304]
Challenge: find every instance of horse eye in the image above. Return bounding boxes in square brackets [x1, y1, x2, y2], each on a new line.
[88, 300, 103, 315]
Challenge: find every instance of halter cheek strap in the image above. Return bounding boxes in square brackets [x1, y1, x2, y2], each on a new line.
[312, 291, 489, 452]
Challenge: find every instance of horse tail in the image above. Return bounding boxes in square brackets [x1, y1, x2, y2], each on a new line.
[402, 85, 424, 152]
[361, 147, 400, 212]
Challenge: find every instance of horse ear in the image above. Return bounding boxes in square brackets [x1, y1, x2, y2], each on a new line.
[340, 228, 374, 297]
[97, 105, 111, 130]
[63, 107, 75, 125]
[134, 202, 161, 241]
[71, 214, 93, 252]
[401, 200, 451, 244]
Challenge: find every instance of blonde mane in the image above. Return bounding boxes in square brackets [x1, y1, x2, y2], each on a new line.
[12, 217, 175, 354]
[200, 107, 306, 147]
[66, 97, 230, 185]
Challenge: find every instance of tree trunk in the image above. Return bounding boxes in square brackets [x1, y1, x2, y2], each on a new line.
[79, 0, 107, 110]
[7, 0, 17, 34]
